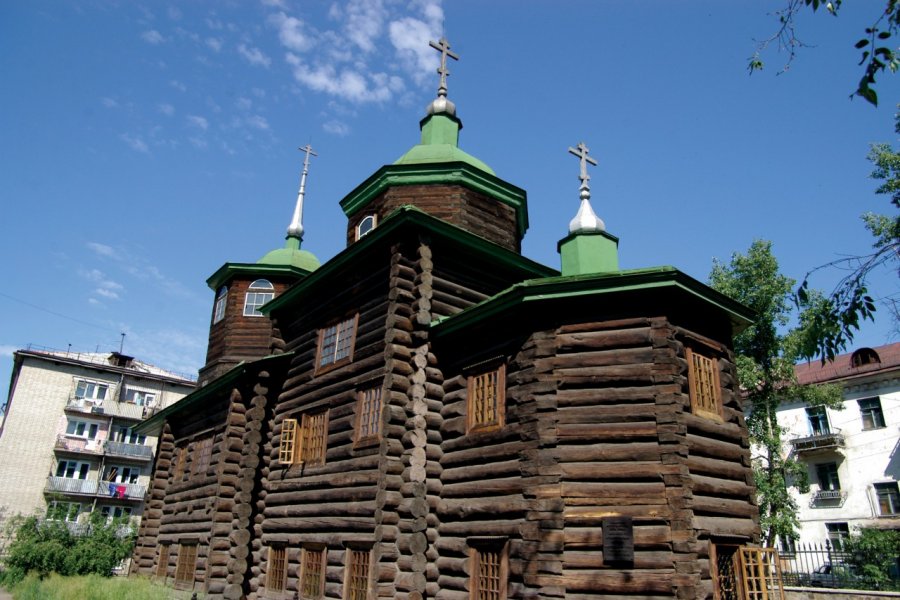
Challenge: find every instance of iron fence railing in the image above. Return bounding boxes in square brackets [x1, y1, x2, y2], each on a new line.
[103, 440, 153, 460]
[779, 541, 900, 591]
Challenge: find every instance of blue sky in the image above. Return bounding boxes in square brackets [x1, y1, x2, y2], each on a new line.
[1, 1, 898, 389]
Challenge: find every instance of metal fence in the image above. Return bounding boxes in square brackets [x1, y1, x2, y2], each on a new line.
[780, 541, 900, 591]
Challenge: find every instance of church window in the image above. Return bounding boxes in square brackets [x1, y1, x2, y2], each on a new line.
[859, 397, 886, 430]
[300, 546, 326, 599]
[243, 279, 275, 317]
[157, 543, 170, 578]
[469, 539, 508, 600]
[213, 286, 228, 324]
[192, 436, 214, 476]
[267, 545, 288, 592]
[356, 214, 377, 239]
[175, 541, 198, 585]
[344, 548, 371, 600]
[279, 418, 298, 464]
[172, 445, 187, 482]
[686, 347, 722, 420]
[280, 412, 329, 466]
[467, 364, 506, 433]
[316, 314, 358, 373]
[355, 385, 383, 446]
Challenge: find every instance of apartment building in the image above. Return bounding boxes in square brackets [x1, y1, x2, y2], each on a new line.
[0, 347, 195, 532]
[780, 343, 900, 547]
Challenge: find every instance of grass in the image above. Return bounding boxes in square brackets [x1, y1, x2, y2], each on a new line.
[3, 573, 201, 600]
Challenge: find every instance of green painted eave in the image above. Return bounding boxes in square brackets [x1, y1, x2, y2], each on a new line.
[262, 205, 556, 316]
[206, 261, 313, 291]
[135, 352, 292, 435]
[431, 266, 755, 339]
[394, 144, 495, 175]
[338, 162, 529, 240]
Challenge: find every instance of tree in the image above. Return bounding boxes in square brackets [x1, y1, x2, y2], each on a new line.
[795, 112, 900, 362]
[709, 240, 843, 546]
[843, 527, 900, 586]
[750, 0, 900, 106]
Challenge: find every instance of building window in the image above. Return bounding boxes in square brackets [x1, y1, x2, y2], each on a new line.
[807, 406, 831, 436]
[316, 315, 358, 372]
[157, 543, 170, 578]
[826, 522, 850, 551]
[467, 364, 506, 433]
[267, 545, 288, 593]
[244, 279, 275, 317]
[175, 542, 198, 585]
[192, 436, 214, 476]
[66, 419, 99, 439]
[100, 505, 132, 522]
[344, 548, 371, 600]
[56, 460, 90, 479]
[875, 482, 900, 515]
[859, 397, 886, 430]
[280, 412, 329, 466]
[686, 347, 722, 420]
[300, 546, 326, 599]
[355, 385, 383, 446]
[114, 426, 146, 445]
[816, 462, 841, 491]
[125, 389, 155, 407]
[105, 465, 140, 484]
[469, 540, 508, 600]
[356, 214, 377, 239]
[75, 379, 108, 401]
[850, 347, 881, 367]
[172, 445, 187, 482]
[213, 286, 228, 324]
[48, 501, 81, 522]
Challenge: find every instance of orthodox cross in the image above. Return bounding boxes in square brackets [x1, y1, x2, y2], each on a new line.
[568, 141, 598, 191]
[288, 143, 317, 240]
[429, 37, 459, 97]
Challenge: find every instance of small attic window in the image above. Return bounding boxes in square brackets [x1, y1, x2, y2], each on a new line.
[212, 286, 228, 324]
[243, 279, 275, 317]
[850, 347, 881, 368]
[356, 215, 377, 240]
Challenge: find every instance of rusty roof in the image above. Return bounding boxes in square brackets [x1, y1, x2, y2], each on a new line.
[794, 342, 900, 385]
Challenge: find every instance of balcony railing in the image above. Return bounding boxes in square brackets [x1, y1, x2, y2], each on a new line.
[103, 440, 153, 460]
[810, 489, 847, 508]
[45, 477, 146, 500]
[54, 434, 103, 455]
[790, 430, 845, 453]
[65, 397, 149, 420]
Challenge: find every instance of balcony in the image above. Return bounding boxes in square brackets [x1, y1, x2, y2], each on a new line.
[54, 434, 103, 455]
[65, 397, 150, 420]
[45, 477, 146, 501]
[790, 430, 845, 454]
[103, 440, 153, 461]
[810, 489, 847, 508]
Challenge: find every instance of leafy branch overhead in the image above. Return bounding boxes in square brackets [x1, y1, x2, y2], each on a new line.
[750, 0, 900, 105]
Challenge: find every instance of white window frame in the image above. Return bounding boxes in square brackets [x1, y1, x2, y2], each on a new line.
[105, 465, 140, 484]
[213, 285, 228, 324]
[56, 460, 91, 480]
[99, 505, 132, 522]
[66, 419, 100, 440]
[48, 501, 82, 523]
[114, 425, 146, 445]
[125, 389, 155, 407]
[75, 379, 109, 401]
[243, 279, 275, 317]
[356, 214, 377, 240]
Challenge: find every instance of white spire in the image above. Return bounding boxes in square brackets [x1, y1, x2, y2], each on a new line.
[288, 143, 317, 241]
[567, 142, 605, 233]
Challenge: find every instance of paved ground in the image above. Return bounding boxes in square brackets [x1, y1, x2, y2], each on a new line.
[0, 587, 12, 600]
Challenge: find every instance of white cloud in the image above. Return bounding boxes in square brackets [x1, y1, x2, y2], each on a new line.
[120, 134, 149, 153]
[206, 17, 224, 30]
[261, 0, 287, 7]
[79, 268, 124, 302]
[246, 115, 270, 130]
[187, 115, 209, 130]
[252, 87, 266, 98]
[0, 345, 19, 359]
[169, 80, 187, 92]
[167, 6, 182, 20]
[238, 44, 271, 68]
[86, 242, 117, 258]
[343, 0, 387, 53]
[389, 15, 441, 84]
[158, 103, 175, 116]
[205, 37, 223, 52]
[95, 288, 120, 300]
[189, 137, 208, 149]
[286, 53, 393, 103]
[236, 97, 253, 110]
[323, 119, 350, 136]
[88, 298, 102, 306]
[101, 97, 119, 109]
[269, 12, 313, 53]
[141, 29, 165, 44]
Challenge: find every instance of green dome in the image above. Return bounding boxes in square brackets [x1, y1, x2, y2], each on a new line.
[258, 239, 320, 272]
[394, 112, 494, 175]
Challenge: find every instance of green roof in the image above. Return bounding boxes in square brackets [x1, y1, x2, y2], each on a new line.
[206, 260, 314, 291]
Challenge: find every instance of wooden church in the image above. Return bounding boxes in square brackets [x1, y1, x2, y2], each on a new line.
[132, 38, 766, 600]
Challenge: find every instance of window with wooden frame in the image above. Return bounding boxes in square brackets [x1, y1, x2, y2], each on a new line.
[192, 435, 214, 476]
[686, 347, 723, 420]
[267, 545, 288, 593]
[174, 541, 198, 585]
[300, 545, 327, 599]
[172, 445, 187, 483]
[156, 543, 170, 578]
[344, 548, 371, 600]
[354, 385, 383, 447]
[316, 314, 359, 373]
[467, 364, 506, 433]
[469, 539, 508, 600]
[281, 411, 329, 466]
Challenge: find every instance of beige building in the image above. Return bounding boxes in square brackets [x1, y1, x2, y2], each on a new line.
[0, 347, 194, 533]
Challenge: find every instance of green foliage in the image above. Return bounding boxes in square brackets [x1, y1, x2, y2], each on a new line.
[710, 240, 843, 546]
[750, 0, 900, 105]
[0, 511, 135, 586]
[2, 572, 196, 600]
[843, 527, 900, 585]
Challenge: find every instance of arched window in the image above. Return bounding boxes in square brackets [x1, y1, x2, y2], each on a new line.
[850, 347, 881, 368]
[356, 214, 377, 240]
[212, 286, 228, 324]
[244, 279, 275, 317]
